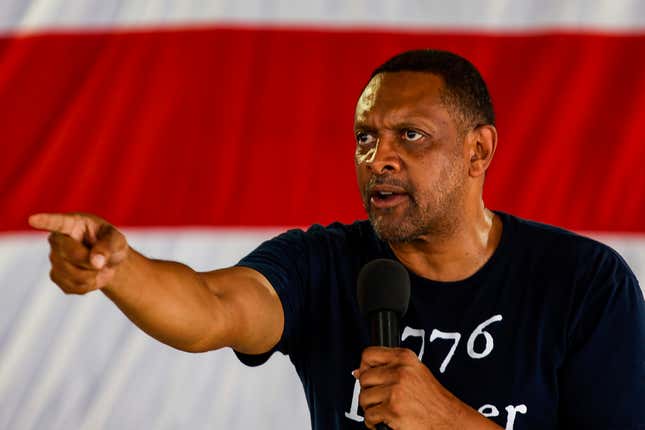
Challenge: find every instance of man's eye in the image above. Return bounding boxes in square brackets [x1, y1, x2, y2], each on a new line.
[356, 132, 377, 146]
[402, 129, 424, 142]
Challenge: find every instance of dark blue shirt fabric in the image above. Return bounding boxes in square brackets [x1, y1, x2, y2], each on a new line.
[235, 212, 645, 430]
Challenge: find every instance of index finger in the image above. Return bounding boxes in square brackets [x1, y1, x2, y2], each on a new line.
[360, 347, 417, 371]
[360, 346, 397, 368]
[28, 213, 84, 240]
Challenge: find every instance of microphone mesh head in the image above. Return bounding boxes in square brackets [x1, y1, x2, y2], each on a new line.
[357, 259, 411, 317]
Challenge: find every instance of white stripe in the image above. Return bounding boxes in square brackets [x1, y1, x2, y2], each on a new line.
[10, 296, 102, 430]
[2, 0, 645, 34]
[0, 274, 60, 429]
[78, 329, 148, 429]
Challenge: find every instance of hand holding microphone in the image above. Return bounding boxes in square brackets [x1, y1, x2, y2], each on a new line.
[355, 259, 501, 430]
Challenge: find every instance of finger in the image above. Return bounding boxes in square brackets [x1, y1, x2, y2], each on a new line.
[50, 269, 80, 294]
[360, 347, 418, 372]
[50, 252, 114, 292]
[363, 403, 395, 430]
[359, 347, 400, 373]
[359, 383, 393, 410]
[30, 213, 88, 241]
[49, 262, 97, 295]
[49, 233, 95, 270]
[90, 225, 128, 269]
[50, 251, 98, 283]
[358, 364, 401, 389]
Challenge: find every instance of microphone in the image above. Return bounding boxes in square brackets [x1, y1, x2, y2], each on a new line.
[357, 259, 411, 430]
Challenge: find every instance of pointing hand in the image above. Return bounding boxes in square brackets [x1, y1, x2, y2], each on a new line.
[29, 213, 129, 294]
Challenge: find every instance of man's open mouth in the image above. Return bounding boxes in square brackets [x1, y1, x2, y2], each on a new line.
[369, 189, 409, 209]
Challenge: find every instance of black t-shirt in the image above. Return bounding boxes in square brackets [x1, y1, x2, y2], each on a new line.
[236, 212, 645, 429]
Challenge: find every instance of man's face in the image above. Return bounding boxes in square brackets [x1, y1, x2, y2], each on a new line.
[354, 71, 469, 242]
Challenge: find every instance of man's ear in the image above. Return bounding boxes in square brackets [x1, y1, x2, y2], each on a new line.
[467, 124, 497, 178]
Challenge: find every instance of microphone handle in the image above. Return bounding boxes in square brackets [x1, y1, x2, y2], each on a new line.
[370, 311, 400, 430]
[370, 310, 400, 348]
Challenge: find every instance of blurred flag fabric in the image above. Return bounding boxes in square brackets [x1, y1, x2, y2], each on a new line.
[0, 1, 644, 429]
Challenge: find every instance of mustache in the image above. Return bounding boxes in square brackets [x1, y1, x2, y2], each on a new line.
[363, 176, 413, 196]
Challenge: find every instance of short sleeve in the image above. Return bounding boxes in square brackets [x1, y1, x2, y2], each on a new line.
[559, 248, 645, 428]
[233, 228, 310, 367]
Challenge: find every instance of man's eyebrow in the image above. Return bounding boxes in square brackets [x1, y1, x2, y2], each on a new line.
[353, 123, 376, 132]
[354, 118, 438, 134]
[397, 113, 440, 125]
[395, 121, 437, 132]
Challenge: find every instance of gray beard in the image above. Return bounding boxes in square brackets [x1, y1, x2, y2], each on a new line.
[366, 185, 462, 243]
[368, 203, 430, 243]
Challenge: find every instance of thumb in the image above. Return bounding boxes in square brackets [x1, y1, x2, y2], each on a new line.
[89, 225, 128, 269]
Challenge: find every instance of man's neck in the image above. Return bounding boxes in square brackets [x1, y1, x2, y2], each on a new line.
[388, 207, 502, 282]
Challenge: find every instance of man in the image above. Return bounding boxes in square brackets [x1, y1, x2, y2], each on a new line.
[30, 50, 644, 429]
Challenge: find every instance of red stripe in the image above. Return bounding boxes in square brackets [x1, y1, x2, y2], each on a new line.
[1, 27, 644, 232]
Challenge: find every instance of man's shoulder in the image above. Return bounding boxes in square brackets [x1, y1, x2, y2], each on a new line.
[503, 211, 585, 241]
[267, 220, 382, 255]
[499, 211, 633, 278]
[299, 220, 383, 254]
[304, 220, 374, 239]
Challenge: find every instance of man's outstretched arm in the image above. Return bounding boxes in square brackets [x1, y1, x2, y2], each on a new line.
[28, 212, 284, 354]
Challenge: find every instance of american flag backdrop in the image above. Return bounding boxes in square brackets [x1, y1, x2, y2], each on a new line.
[0, 1, 644, 429]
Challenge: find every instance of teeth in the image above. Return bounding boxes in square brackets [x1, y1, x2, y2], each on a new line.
[379, 191, 393, 196]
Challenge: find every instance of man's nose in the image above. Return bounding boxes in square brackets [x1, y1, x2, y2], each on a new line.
[367, 136, 401, 174]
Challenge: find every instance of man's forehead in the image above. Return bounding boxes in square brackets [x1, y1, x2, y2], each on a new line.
[355, 75, 384, 118]
[355, 71, 446, 120]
